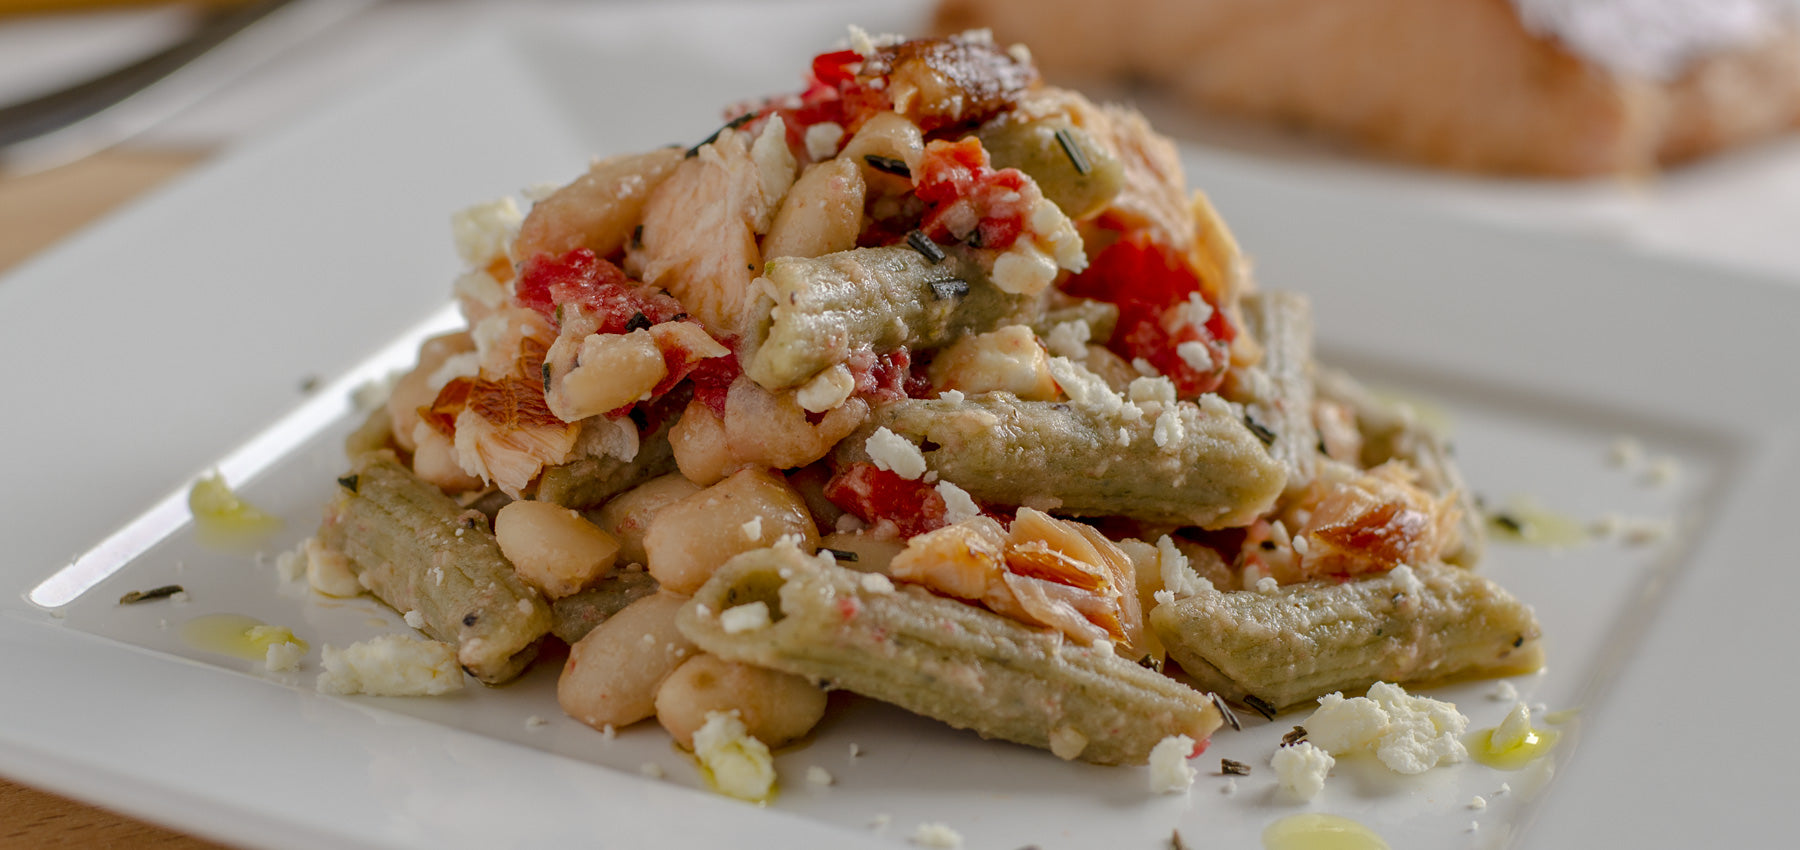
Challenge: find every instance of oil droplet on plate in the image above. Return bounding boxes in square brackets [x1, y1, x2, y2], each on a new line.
[1263, 813, 1390, 850]
[189, 472, 283, 548]
[1470, 723, 1560, 770]
[181, 613, 306, 661]
[1486, 495, 1587, 547]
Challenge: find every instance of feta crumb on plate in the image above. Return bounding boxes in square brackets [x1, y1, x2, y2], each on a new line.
[316, 634, 462, 696]
[911, 822, 963, 848]
[694, 710, 776, 802]
[1271, 741, 1334, 800]
[1304, 681, 1468, 774]
[263, 641, 304, 673]
[1148, 734, 1197, 793]
[806, 765, 835, 786]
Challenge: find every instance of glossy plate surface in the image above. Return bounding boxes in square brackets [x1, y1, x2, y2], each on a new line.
[2, 5, 1796, 848]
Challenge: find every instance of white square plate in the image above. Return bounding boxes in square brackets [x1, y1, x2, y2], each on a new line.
[3, 5, 1797, 848]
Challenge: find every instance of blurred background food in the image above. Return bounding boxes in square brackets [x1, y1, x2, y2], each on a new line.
[935, 0, 1800, 176]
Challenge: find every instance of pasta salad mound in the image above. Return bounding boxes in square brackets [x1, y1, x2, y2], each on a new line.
[314, 28, 1543, 782]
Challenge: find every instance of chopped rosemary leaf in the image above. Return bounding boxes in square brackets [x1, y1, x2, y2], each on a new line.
[1492, 513, 1525, 534]
[1053, 126, 1091, 175]
[1244, 415, 1277, 446]
[540, 361, 552, 393]
[1220, 758, 1251, 776]
[625, 311, 653, 332]
[823, 547, 859, 562]
[1171, 829, 1192, 850]
[1281, 725, 1308, 747]
[1244, 694, 1278, 720]
[863, 154, 911, 178]
[118, 584, 184, 605]
[630, 224, 644, 249]
[928, 278, 970, 300]
[1211, 692, 1241, 731]
[685, 112, 756, 158]
[906, 230, 947, 264]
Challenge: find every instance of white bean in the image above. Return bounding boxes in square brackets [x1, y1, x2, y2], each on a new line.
[593, 473, 703, 568]
[557, 592, 695, 730]
[495, 500, 620, 599]
[654, 653, 827, 749]
[669, 399, 740, 487]
[387, 331, 474, 452]
[643, 467, 818, 595]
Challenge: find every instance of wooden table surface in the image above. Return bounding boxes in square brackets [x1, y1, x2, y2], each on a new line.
[0, 148, 233, 850]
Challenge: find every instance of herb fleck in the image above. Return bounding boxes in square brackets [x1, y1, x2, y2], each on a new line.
[1053, 126, 1091, 175]
[1244, 694, 1278, 720]
[685, 112, 756, 158]
[823, 547, 859, 562]
[863, 154, 911, 178]
[1210, 692, 1241, 731]
[1244, 415, 1277, 446]
[1220, 758, 1251, 776]
[906, 230, 947, 264]
[929, 278, 970, 300]
[119, 584, 185, 605]
[1281, 726, 1308, 747]
[337, 474, 359, 493]
[625, 311, 653, 333]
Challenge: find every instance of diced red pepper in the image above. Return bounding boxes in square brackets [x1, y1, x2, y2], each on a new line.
[1062, 235, 1235, 396]
[514, 248, 683, 334]
[824, 463, 947, 539]
[915, 138, 1031, 252]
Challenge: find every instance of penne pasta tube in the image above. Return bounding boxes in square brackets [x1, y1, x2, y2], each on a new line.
[1150, 562, 1543, 712]
[677, 544, 1222, 765]
[741, 245, 1042, 390]
[319, 454, 553, 684]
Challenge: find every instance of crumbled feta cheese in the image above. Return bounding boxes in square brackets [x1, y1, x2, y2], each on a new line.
[741, 517, 763, 541]
[1255, 576, 1280, 594]
[866, 427, 929, 480]
[264, 641, 304, 673]
[720, 601, 772, 634]
[1152, 407, 1186, 448]
[991, 243, 1059, 295]
[451, 270, 508, 311]
[1157, 535, 1209, 598]
[1469, 795, 1488, 810]
[640, 762, 665, 779]
[694, 710, 776, 802]
[860, 572, 896, 594]
[911, 822, 963, 848]
[849, 742, 863, 759]
[1305, 682, 1468, 774]
[1131, 357, 1157, 376]
[1271, 741, 1334, 800]
[316, 635, 463, 696]
[450, 197, 522, 267]
[844, 24, 905, 58]
[1496, 782, 1511, 796]
[1490, 680, 1519, 702]
[805, 122, 846, 161]
[601, 723, 616, 742]
[936, 480, 982, 525]
[1045, 320, 1091, 360]
[1128, 376, 1177, 405]
[1047, 356, 1123, 414]
[1006, 42, 1032, 65]
[1468, 821, 1480, 833]
[807, 765, 835, 786]
[1117, 427, 1131, 446]
[526, 715, 548, 729]
[750, 116, 797, 217]
[403, 609, 425, 629]
[274, 540, 307, 582]
[938, 388, 966, 404]
[1153, 589, 1175, 606]
[1220, 777, 1238, 796]
[796, 364, 856, 413]
[1148, 734, 1197, 793]
[1175, 341, 1213, 373]
[1387, 563, 1423, 597]
[1176, 292, 1214, 328]
[1292, 534, 1312, 557]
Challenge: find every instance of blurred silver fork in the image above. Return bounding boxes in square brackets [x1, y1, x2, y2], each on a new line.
[0, 0, 374, 175]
